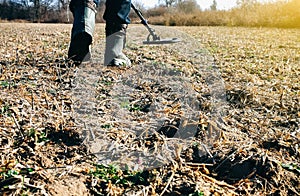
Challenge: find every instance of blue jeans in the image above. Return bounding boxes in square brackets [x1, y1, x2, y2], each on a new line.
[103, 0, 131, 24]
[70, 0, 131, 37]
[70, 0, 131, 24]
[69, 0, 98, 39]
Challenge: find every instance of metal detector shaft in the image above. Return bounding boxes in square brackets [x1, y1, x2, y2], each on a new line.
[131, 3, 160, 41]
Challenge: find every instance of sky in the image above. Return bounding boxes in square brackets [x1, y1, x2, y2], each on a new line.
[136, 0, 238, 10]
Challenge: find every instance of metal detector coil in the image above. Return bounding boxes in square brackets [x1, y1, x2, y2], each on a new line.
[131, 4, 180, 45]
[143, 37, 180, 45]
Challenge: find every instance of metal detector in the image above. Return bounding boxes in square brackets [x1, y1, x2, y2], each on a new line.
[131, 3, 180, 45]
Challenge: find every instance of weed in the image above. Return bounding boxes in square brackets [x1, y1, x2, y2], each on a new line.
[189, 191, 204, 196]
[90, 164, 149, 186]
[0, 104, 11, 116]
[129, 105, 141, 112]
[0, 81, 16, 88]
[120, 100, 130, 110]
[281, 163, 300, 174]
[90, 164, 125, 184]
[101, 124, 111, 129]
[102, 80, 112, 86]
[0, 81, 9, 88]
[27, 128, 49, 143]
[120, 100, 142, 112]
[0, 169, 19, 179]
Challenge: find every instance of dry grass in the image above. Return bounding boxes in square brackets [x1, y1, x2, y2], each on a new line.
[0, 23, 299, 195]
[147, 0, 300, 28]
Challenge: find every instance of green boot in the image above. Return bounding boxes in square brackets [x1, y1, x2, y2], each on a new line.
[104, 23, 131, 67]
[68, 0, 97, 64]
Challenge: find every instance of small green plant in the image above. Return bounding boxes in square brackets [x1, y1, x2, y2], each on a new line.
[0, 81, 16, 88]
[0, 81, 9, 88]
[47, 89, 57, 95]
[101, 124, 111, 129]
[38, 132, 49, 143]
[100, 79, 113, 86]
[90, 164, 149, 186]
[120, 100, 142, 112]
[189, 191, 204, 196]
[27, 128, 49, 143]
[90, 164, 127, 184]
[0, 169, 19, 179]
[281, 163, 300, 174]
[120, 100, 130, 109]
[0, 104, 11, 116]
[129, 105, 141, 112]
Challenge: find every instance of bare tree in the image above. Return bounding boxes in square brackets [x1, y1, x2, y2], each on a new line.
[176, 0, 200, 13]
[210, 0, 217, 11]
[159, 0, 177, 7]
[33, 0, 40, 22]
[58, 0, 68, 10]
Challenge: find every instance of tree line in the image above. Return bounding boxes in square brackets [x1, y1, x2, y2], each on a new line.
[0, 0, 109, 22]
[1, 0, 299, 28]
[0, 0, 71, 22]
[0, 0, 198, 23]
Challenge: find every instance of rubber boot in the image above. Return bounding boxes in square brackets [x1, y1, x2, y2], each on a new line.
[68, 0, 97, 64]
[104, 23, 131, 67]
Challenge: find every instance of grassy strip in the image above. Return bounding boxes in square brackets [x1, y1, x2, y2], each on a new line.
[147, 0, 300, 28]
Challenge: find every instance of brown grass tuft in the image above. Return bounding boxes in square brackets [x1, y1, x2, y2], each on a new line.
[147, 0, 300, 28]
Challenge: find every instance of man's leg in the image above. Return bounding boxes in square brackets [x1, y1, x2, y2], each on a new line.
[68, 0, 98, 63]
[103, 0, 131, 66]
